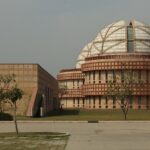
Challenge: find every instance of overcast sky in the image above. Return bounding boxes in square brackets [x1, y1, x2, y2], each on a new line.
[0, 0, 149, 77]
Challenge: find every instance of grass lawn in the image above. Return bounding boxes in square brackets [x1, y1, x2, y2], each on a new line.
[17, 109, 150, 121]
[0, 132, 69, 150]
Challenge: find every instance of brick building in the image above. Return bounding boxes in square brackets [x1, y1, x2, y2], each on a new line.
[0, 64, 58, 116]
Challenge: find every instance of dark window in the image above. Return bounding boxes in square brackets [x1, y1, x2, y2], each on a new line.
[77, 99, 79, 104]
[99, 71, 101, 83]
[127, 24, 134, 52]
[99, 96, 101, 108]
[82, 99, 85, 105]
[106, 97, 108, 108]
[73, 99, 75, 107]
[105, 71, 108, 83]
[138, 96, 141, 109]
[93, 97, 95, 105]
[89, 72, 91, 83]
[77, 80, 79, 89]
[93, 71, 95, 84]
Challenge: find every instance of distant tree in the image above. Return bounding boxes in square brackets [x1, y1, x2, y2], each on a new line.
[6, 86, 23, 135]
[104, 73, 134, 120]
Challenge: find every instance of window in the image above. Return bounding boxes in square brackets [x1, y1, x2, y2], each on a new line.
[93, 97, 95, 108]
[113, 97, 116, 107]
[105, 71, 108, 83]
[106, 97, 108, 109]
[138, 96, 141, 109]
[77, 98, 79, 107]
[89, 98, 91, 108]
[99, 71, 101, 83]
[82, 99, 85, 107]
[89, 72, 91, 83]
[93, 71, 95, 84]
[127, 23, 134, 52]
[73, 99, 75, 107]
[99, 97, 101, 108]
[77, 80, 79, 89]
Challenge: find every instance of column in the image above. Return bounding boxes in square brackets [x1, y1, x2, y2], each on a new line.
[101, 97, 106, 109]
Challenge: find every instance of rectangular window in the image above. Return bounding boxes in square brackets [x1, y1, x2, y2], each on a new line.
[89, 98, 91, 108]
[138, 96, 141, 109]
[93, 97, 95, 108]
[113, 97, 116, 109]
[89, 72, 91, 83]
[99, 71, 101, 83]
[73, 99, 75, 107]
[82, 99, 85, 105]
[127, 26, 134, 52]
[77, 80, 79, 89]
[106, 97, 108, 109]
[93, 71, 95, 84]
[105, 71, 108, 83]
[99, 96, 101, 108]
[77, 98, 79, 107]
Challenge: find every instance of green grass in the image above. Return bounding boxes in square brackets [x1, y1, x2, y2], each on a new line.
[0, 132, 69, 150]
[17, 109, 150, 121]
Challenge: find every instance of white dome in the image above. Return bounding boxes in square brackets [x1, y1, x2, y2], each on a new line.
[76, 20, 150, 68]
[76, 42, 92, 68]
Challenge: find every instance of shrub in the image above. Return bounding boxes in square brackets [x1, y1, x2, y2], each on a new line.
[0, 112, 13, 121]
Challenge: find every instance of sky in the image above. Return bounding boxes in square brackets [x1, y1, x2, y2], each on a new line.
[0, 0, 149, 77]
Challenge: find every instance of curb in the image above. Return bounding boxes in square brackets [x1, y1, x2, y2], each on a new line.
[0, 120, 150, 123]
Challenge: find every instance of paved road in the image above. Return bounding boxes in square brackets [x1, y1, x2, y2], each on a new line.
[0, 121, 150, 150]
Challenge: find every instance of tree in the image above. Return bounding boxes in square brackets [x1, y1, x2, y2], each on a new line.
[58, 85, 67, 110]
[0, 74, 15, 112]
[0, 89, 5, 112]
[0, 74, 23, 135]
[6, 86, 23, 135]
[104, 74, 133, 120]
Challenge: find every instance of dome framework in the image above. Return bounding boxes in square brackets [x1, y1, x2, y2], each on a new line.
[76, 20, 150, 68]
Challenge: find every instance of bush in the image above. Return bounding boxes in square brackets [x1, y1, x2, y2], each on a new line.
[0, 112, 13, 121]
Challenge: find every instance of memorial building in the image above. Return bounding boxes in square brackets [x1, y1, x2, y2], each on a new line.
[58, 20, 150, 109]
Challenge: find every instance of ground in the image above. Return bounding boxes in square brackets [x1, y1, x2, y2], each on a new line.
[18, 109, 150, 121]
[0, 132, 69, 150]
[0, 121, 150, 150]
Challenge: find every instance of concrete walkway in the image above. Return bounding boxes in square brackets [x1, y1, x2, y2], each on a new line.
[0, 121, 150, 150]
